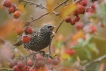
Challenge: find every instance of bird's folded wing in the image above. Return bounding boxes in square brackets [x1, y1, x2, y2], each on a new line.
[13, 41, 22, 46]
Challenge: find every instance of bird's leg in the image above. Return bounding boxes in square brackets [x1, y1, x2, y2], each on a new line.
[39, 51, 45, 56]
[49, 44, 51, 55]
[49, 32, 56, 55]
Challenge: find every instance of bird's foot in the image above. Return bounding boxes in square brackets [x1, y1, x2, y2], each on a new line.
[38, 51, 53, 59]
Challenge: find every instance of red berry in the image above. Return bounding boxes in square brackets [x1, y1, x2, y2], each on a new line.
[86, 8, 95, 13]
[36, 61, 45, 68]
[13, 65, 21, 71]
[73, 10, 79, 16]
[77, 4, 85, 14]
[8, 4, 16, 14]
[29, 68, 35, 71]
[17, 61, 25, 68]
[65, 49, 75, 56]
[27, 60, 33, 67]
[46, 58, 53, 64]
[70, 20, 75, 25]
[64, 16, 71, 23]
[22, 65, 28, 71]
[91, 3, 95, 10]
[90, 26, 96, 33]
[35, 54, 43, 61]
[53, 59, 59, 65]
[15, 27, 23, 35]
[13, 19, 19, 24]
[25, 26, 33, 34]
[76, 22, 83, 29]
[3, 0, 11, 7]
[13, 11, 20, 19]
[22, 35, 30, 43]
[79, 0, 87, 6]
[74, 16, 80, 22]
[8, 62, 14, 68]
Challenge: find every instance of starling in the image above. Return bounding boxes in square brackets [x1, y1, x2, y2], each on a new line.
[14, 24, 55, 51]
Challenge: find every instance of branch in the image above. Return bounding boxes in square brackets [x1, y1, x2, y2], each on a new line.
[0, 68, 13, 71]
[23, 0, 69, 26]
[49, 20, 64, 55]
[80, 54, 106, 71]
[22, 0, 58, 15]
[55, 20, 64, 34]
[54, 0, 69, 10]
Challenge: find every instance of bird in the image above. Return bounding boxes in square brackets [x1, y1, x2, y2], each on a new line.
[14, 24, 55, 52]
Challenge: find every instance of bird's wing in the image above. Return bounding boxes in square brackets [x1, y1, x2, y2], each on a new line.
[13, 41, 22, 46]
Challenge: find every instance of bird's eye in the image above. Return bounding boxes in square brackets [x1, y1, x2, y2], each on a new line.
[48, 26, 52, 29]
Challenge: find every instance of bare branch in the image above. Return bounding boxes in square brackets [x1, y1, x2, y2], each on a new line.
[55, 20, 64, 34]
[54, 0, 69, 10]
[0, 68, 13, 71]
[80, 54, 106, 71]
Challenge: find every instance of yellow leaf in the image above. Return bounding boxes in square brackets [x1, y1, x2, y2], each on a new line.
[17, 4, 26, 14]
[60, 3, 76, 19]
[72, 30, 84, 41]
[46, 0, 55, 13]
[61, 53, 70, 59]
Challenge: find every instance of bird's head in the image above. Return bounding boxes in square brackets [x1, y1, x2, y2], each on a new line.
[41, 24, 55, 33]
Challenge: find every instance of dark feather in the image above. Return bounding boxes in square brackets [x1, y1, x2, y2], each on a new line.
[13, 41, 22, 46]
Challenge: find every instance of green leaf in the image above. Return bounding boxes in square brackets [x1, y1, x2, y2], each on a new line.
[77, 38, 84, 44]
[71, 45, 80, 49]
[82, 41, 88, 47]
[82, 48, 91, 59]
[54, 41, 63, 49]
[86, 34, 93, 43]
[88, 43, 99, 54]
[81, 34, 93, 47]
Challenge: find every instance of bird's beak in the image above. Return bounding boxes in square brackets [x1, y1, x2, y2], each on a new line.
[50, 26, 56, 31]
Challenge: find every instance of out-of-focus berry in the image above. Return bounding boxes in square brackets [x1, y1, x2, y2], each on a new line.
[25, 26, 33, 34]
[3, 0, 11, 7]
[15, 27, 23, 35]
[13, 11, 20, 19]
[27, 60, 33, 67]
[53, 59, 59, 65]
[17, 61, 25, 68]
[64, 16, 71, 23]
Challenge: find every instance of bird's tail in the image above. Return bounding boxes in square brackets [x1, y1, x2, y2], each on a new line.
[13, 41, 22, 46]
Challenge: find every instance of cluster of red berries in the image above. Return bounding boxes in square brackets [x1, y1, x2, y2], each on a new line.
[8, 53, 59, 71]
[3, 0, 20, 19]
[65, 0, 87, 25]
[22, 26, 33, 43]
[83, 24, 96, 34]
[86, 3, 96, 13]
[15, 24, 33, 43]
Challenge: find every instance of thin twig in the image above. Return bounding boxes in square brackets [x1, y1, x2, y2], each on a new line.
[55, 20, 64, 34]
[49, 20, 64, 55]
[80, 54, 106, 71]
[23, 0, 69, 25]
[54, 0, 69, 10]
[0, 68, 13, 71]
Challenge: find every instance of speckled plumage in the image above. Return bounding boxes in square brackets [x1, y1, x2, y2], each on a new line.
[20, 24, 54, 51]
